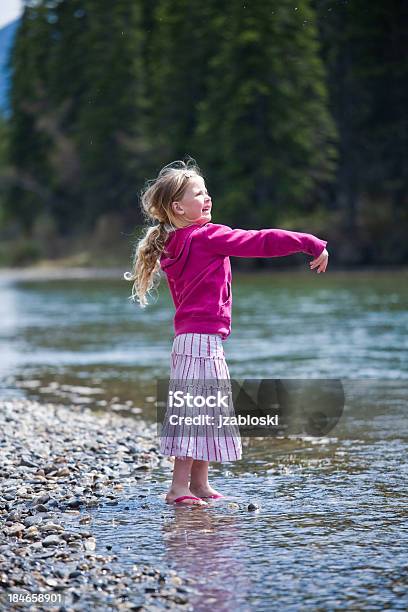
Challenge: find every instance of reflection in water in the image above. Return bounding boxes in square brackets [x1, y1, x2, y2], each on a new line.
[162, 509, 251, 611]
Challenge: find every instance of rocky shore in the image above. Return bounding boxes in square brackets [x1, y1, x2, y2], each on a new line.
[0, 399, 195, 611]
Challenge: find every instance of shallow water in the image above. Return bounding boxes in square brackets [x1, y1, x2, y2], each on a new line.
[0, 269, 407, 609]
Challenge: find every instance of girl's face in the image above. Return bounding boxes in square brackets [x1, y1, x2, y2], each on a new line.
[171, 175, 212, 226]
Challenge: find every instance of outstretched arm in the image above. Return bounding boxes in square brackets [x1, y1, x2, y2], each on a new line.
[205, 223, 328, 261]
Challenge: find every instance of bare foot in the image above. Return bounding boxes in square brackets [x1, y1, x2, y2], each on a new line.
[189, 484, 224, 499]
[165, 487, 208, 506]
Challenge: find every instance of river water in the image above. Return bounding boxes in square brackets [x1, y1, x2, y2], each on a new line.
[0, 268, 407, 610]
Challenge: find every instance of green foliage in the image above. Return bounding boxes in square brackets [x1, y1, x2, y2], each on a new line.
[0, 237, 43, 267]
[313, 0, 408, 238]
[0, 0, 406, 264]
[193, 1, 338, 228]
[3, 0, 151, 236]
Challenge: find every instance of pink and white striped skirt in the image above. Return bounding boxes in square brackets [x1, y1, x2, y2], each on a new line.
[159, 333, 242, 462]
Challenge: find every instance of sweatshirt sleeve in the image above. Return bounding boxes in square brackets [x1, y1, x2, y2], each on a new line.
[205, 223, 328, 259]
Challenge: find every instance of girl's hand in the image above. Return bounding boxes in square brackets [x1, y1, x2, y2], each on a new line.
[309, 248, 328, 273]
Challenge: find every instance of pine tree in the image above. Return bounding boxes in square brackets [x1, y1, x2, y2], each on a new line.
[193, 0, 338, 228]
[146, 0, 220, 167]
[5, 0, 149, 236]
[4, 2, 55, 235]
[314, 0, 408, 262]
[75, 0, 148, 229]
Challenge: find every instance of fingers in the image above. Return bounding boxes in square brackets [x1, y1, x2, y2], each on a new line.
[309, 251, 328, 273]
[310, 254, 322, 268]
[316, 258, 328, 273]
[310, 258, 322, 270]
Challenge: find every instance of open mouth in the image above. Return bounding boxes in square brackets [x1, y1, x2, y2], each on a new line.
[202, 208, 211, 213]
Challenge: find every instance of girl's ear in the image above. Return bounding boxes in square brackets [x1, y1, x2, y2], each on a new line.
[172, 201, 183, 214]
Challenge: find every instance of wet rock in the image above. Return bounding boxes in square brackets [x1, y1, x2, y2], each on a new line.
[36, 550, 57, 559]
[68, 569, 82, 579]
[84, 538, 96, 551]
[39, 522, 65, 533]
[86, 499, 99, 508]
[247, 502, 260, 511]
[33, 511, 51, 521]
[227, 502, 240, 510]
[66, 497, 83, 509]
[42, 535, 63, 547]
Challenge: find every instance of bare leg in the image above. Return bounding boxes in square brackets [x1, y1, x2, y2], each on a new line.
[165, 458, 207, 505]
[189, 459, 223, 498]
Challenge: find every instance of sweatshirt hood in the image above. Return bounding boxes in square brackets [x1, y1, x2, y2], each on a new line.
[160, 222, 209, 279]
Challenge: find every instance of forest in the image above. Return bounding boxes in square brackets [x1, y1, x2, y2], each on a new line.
[0, 0, 406, 267]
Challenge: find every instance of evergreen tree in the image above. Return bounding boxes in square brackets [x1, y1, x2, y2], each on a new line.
[193, 0, 338, 228]
[314, 0, 408, 262]
[75, 0, 148, 230]
[4, 0, 149, 235]
[4, 2, 55, 235]
[146, 0, 220, 167]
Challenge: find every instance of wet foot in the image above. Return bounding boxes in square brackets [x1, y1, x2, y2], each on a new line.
[189, 484, 224, 499]
[165, 488, 208, 506]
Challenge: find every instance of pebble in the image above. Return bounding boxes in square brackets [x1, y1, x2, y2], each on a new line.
[25, 526, 39, 538]
[42, 534, 63, 547]
[24, 515, 43, 527]
[39, 522, 65, 532]
[247, 502, 260, 511]
[84, 537, 96, 551]
[4, 523, 25, 535]
[0, 398, 193, 609]
[228, 502, 240, 510]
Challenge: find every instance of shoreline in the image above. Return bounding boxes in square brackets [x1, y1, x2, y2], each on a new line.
[0, 264, 407, 282]
[0, 398, 194, 610]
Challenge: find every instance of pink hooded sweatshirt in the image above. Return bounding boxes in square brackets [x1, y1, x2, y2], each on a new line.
[160, 221, 328, 341]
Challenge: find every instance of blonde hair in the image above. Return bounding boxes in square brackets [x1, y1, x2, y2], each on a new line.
[124, 157, 203, 307]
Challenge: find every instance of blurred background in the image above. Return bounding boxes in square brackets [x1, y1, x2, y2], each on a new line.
[0, 0, 406, 269]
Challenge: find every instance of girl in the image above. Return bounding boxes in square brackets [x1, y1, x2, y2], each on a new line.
[125, 158, 329, 507]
